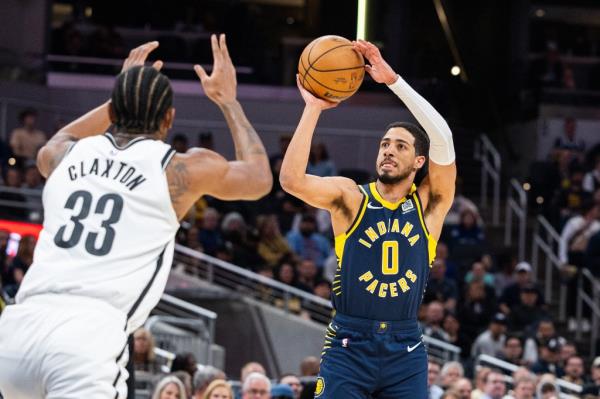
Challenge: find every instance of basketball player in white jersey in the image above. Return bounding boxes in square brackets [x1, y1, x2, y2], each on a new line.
[0, 36, 272, 398]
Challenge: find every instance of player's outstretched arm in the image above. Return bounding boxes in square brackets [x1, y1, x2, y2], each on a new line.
[353, 40, 456, 240]
[37, 42, 164, 178]
[279, 78, 361, 228]
[188, 34, 272, 201]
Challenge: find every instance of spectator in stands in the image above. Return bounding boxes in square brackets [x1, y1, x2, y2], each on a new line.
[172, 134, 190, 153]
[480, 370, 506, 399]
[508, 284, 550, 332]
[559, 341, 577, 366]
[0, 167, 27, 220]
[440, 392, 459, 399]
[535, 374, 559, 399]
[286, 214, 330, 268]
[307, 142, 336, 177]
[172, 353, 198, 379]
[9, 108, 47, 161]
[553, 117, 586, 163]
[451, 378, 472, 399]
[152, 375, 188, 399]
[582, 357, 600, 396]
[275, 261, 298, 286]
[444, 178, 480, 226]
[299, 356, 319, 377]
[23, 161, 43, 190]
[510, 376, 536, 399]
[270, 384, 294, 399]
[198, 132, 214, 151]
[427, 360, 444, 399]
[471, 313, 507, 358]
[221, 212, 262, 269]
[499, 262, 544, 315]
[241, 362, 266, 383]
[424, 258, 458, 311]
[279, 374, 302, 399]
[471, 366, 492, 399]
[559, 198, 600, 268]
[563, 355, 587, 386]
[256, 214, 292, 267]
[313, 279, 331, 300]
[295, 259, 319, 293]
[530, 338, 564, 377]
[242, 372, 271, 399]
[269, 135, 292, 169]
[133, 328, 160, 373]
[22, 161, 44, 221]
[583, 156, 600, 193]
[435, 241, 458, 280]
[422, 301, 450, 342]
[465, 261, 495, 288]
[198, 208, 222, 256]
[442, 313, 471, 359]
[554, 168, 589, 223]
[471, 367, 492, 399]
[202, 379, 233, 399]
[493, 252, 517, 297]
[499, 335, 525, 367]
[440, 362, 464, 390]
[448, 208, 486, 276]
[5, 234, 36, 297]
[173, 371, 193, 398]
[193, 366, 226, 399]
[459, 281, 497, 341]
[522, 319, 562, 365]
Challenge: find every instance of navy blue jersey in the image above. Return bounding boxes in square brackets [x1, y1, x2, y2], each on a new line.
[332, 182, 436, 321]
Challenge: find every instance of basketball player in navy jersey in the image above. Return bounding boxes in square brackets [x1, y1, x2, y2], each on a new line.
[280, 40, 456, 398]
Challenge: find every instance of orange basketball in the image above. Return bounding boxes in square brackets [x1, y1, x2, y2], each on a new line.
[298, 35, 365, 103]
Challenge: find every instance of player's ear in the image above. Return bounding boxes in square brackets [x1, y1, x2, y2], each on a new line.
[163, 107, 175, 130]
[415, 155, 426, 169]
[108, 101, 117, 124]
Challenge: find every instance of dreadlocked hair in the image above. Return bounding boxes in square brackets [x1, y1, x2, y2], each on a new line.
[111, 66, 173, 134]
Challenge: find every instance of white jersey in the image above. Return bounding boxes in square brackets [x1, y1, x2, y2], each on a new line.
[17, 133, 180, 334]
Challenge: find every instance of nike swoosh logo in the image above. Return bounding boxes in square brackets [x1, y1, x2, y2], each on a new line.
[367, 202, 383, 209]
[407, 341, 422, 352]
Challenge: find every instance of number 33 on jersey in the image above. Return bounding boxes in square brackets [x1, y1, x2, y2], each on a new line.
[17, 134, 180, 333]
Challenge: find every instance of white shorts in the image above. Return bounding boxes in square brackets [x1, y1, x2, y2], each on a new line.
[0, 294, 129, 399]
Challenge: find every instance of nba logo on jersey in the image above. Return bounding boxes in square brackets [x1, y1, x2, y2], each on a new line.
[401, 199, 414, 213]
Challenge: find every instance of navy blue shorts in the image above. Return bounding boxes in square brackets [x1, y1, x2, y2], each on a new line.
[315, 313, 428, 399]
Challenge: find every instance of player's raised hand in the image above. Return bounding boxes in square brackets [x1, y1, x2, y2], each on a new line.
[194, 34, 237, 106]
[352, 40, 397, 85]
[296, 75, 338, 111]
[121, 41, 163, 72]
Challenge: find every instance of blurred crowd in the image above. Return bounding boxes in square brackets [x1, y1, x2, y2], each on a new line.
[1, 107, 600, 399]
[133, 326, 318, 399]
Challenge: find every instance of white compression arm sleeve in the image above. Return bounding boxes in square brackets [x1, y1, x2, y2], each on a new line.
[387, 75, 455, 165]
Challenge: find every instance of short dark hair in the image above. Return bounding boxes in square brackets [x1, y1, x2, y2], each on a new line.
[384, 121, 430, 157]
[19, 108, 37, 123]
[111, 66, 173, 134]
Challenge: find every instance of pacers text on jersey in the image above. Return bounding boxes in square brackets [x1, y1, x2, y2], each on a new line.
[67, 158, 147, 191]
[357, 219, 421, 298]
